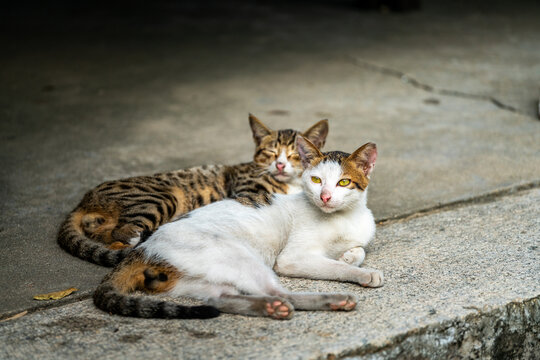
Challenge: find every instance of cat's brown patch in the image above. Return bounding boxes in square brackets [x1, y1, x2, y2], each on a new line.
[341, 159, 369, 191]
[341, 142, 377, 191]
[109, 241, 132, 250]
[110, 253, 182, 294]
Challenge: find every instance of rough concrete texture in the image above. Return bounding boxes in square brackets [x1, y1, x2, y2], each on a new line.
[1, 0, 540, 357]
[1, 0, 539, 316]
[0, 188, 538, 359]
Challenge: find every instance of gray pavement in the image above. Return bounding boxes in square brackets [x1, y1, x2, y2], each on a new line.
[1, 0, 540, 358]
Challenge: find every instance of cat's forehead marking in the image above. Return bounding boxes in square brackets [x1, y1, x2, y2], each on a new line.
[277, 129, 298, 147]
[310, 151, 350, 168]
[322, 151, 350, 164]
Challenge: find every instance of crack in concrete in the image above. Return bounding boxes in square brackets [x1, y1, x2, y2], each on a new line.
[0, 291, 94, 322]
[377, 180, 540, 227]
[349, 57, 529, 117]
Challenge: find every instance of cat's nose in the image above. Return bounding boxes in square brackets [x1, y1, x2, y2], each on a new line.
[276, 162, 285, 172]
[320, 192, 332, 204]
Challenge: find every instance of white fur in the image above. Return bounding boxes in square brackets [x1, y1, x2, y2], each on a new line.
[284, 175, 303, 194]
[339, 247, 366, 266]
[129, 236, 141, 246]
[140, 158, 380, 301]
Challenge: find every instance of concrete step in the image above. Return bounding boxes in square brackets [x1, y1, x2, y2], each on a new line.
[1, 188, 538, 359]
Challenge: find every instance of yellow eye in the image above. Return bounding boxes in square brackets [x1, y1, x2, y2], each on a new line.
[311, 176, 321, 184]
[338, 179, 350, 187]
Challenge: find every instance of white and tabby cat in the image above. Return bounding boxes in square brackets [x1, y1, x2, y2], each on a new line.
[94, 136, 382, 319]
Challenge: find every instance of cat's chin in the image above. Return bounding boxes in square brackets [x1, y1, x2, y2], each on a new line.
[317, 203, 340, 214]
[274, 173, 293, 182]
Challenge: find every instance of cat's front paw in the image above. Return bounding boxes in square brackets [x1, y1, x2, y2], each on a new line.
[339, 247, 365, 266]
[359, 269, 384, 288]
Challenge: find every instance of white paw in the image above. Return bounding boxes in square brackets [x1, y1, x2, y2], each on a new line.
[328, 293, 357, 311]
[339, 247, 366, 266]
[359, 268, 384, 288]
[129, 235, 141, 246]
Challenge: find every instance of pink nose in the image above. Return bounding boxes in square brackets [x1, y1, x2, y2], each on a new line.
[276, 162, 285, 172]
[321, 193, 332, 204]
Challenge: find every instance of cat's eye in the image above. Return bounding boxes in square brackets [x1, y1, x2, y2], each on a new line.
[262, 149, 278, 157]
[338, 179, 351, 187]
[311, 176, 321, 184]
[288, 154, 300, 160]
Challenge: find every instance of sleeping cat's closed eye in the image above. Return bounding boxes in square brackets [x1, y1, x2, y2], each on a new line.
[262, 149, 278, 157]
[288, 154, 300, 161]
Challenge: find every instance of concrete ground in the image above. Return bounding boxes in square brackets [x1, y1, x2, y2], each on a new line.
[1, 188, 539, 359]
[1, 0, 539, 358]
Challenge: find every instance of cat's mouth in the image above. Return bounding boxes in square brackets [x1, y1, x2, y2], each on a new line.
[274, 172, 292, 180]
[270, 166, 301, 182]
[272, 168, 294, 178]
[318, 203, 337, 213]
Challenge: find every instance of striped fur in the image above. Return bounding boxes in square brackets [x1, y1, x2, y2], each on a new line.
[58, 115, 329, 266]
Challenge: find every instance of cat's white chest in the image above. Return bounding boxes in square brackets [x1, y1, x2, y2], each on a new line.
[313, 208, 375, 259]
[339, 209, 375, 247]
[283, 201, 376, 262]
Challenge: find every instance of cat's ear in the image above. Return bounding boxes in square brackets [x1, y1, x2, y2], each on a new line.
[347, 142, 377, 177]
[296, 135, 324, 169]
[249, 114, 272, 146]
[302, 119, 329, 149]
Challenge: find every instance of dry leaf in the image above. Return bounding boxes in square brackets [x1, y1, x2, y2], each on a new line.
[0, 311, 28, 322]
[33, 287, 78, 301]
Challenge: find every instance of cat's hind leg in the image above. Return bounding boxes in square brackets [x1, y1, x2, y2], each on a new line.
[198, 243, 287, 297]
[207, 295, 294, 320]
[281, 292, 357, 311]
[167, 265, 294, 319]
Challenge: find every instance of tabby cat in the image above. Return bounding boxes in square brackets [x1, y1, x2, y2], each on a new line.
[93, 136, 383, 320]
[58, 115, 329, 267]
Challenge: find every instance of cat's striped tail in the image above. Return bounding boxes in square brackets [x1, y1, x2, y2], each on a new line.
[93, 252, 220, 319]
[57, 211, 131, 267]
[93, 283, 219, 319]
